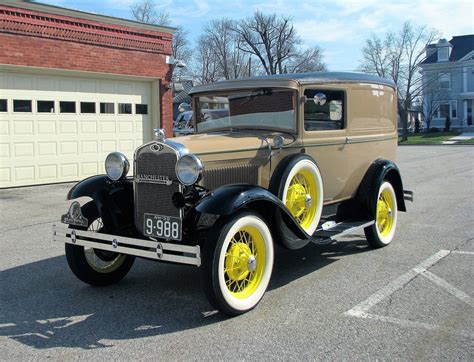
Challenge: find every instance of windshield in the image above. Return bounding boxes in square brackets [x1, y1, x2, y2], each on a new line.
[195, 88, 296, 133]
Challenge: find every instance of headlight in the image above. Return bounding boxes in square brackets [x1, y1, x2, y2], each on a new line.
[175, 154, 203, 186]
[105, 152, 129, 181]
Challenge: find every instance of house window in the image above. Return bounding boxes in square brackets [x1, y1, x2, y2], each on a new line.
[13, 100, 32, 112]
[100, 102, 114, 114]
[60, 101, 76, 113]
[451, 100, 457, 119]
[37, 100, 55, 113]
[136, 104, 148, 115]
[0, 99, 7, 112]
[439, 103, 450, 119]
[304, 89, 344, 131]
[81, 102, 96, 114]
[119, 103, 132, 114]
[438, 47, 449, 61]
[438, 73, 451, 89]
[434, 100, 457, 119]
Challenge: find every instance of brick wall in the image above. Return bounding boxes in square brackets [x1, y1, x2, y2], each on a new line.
[0, 4, 174, 135]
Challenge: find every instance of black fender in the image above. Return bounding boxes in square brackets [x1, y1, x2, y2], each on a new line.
[195, 184, 308, 241]
[67, 175, 134, 234]
[352, 159, 407, 220]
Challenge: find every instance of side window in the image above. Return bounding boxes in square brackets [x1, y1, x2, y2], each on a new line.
[304, 89, 344, 131]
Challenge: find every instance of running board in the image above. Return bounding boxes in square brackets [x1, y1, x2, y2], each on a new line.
[310, 220, 375, 245]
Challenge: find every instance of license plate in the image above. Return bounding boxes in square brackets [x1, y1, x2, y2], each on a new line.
[144, 213, 182, 241]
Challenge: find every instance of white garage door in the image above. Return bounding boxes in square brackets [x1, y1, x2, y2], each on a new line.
[0, 72, 153, 188]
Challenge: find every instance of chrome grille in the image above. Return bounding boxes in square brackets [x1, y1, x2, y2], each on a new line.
[134, 142, 181, 234]
[202, 164, 259, 190]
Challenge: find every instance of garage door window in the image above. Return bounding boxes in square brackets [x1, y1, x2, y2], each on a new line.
[81, 102, 96, 114]
[13, 100, 32, 112]
[119, 103, 132, 114]
[0, 99, 6, 112]
[100, 102, 114, 114]
[37, 100, 55, 113]
[60, 101, 76, 113]
[136, 104, 148, 115]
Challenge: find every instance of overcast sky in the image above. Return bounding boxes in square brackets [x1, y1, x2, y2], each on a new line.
[40, 0, 474, 71]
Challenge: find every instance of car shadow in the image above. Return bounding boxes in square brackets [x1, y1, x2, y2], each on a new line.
[0, 237, 369, 350]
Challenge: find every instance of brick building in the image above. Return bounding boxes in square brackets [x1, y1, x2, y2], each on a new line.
[0, 0, 175, 187]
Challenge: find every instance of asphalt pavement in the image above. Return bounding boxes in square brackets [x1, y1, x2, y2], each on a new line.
[1, 146, 473, 360]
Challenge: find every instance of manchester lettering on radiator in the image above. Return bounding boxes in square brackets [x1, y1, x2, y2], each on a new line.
[135, 174, 173, 185]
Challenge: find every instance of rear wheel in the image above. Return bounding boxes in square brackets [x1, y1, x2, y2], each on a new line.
[201, 211, 274, 316]
[65, 201, 135, 286]
[364, 181, 398, 248]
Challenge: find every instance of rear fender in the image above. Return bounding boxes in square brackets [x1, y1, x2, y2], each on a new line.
[356, 159, 407, 218]
[195, 184, 308, 241]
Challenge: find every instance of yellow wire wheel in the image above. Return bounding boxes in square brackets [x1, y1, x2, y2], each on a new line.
[206, 212, 274, 315]
[282, 158, 324, 235]
[365, 181, 398, 247]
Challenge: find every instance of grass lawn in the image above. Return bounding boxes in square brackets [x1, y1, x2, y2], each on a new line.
[398, 131, 462, 145]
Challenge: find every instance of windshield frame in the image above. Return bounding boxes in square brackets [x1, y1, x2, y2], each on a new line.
[192, 88, 298, 134]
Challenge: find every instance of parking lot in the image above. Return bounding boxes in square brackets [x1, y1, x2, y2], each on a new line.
[1, 145, 473, 359]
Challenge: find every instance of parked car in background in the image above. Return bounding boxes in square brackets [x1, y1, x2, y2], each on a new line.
[53, 72, 413, 316]
[173, 111, 194, 136]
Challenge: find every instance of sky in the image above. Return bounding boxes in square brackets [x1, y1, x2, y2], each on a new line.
[39, 0, 474, 71]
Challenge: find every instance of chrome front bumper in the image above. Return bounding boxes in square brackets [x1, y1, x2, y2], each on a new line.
[52, 224, 201, 266]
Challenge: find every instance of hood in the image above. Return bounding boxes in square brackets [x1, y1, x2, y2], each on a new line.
[172, 132, 270, 161]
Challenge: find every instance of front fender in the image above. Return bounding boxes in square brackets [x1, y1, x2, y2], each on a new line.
[66, 175, 134, 234]
[67, 175, 110, 202]
[195, 184, 308, 240]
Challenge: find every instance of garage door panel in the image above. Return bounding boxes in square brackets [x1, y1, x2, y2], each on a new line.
[38, 165, 58, 180]
[81, 140, 98, 154]
[100, 121, 116, 133]
[0, 121, 9, 135]
[60, 141, 78, 155]
[13, 120, 34, 135]
[15, 166, 35, 182]
[80, 120, 98, 133]
[37, 121, 56, 134]
[14, 143, 35, 157]
[101, 140, 116, 153]
[38, 142, 57, 156]
[60, 164, 79, 178]
[59, 121, 77, 134]
[0, 168, 11, 183]
[1, 72, 153, 187]
[0, 143, 10, 158]
[82, 162, 99, 175]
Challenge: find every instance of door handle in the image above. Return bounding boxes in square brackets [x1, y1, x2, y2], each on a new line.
[345, 137, 352, 144]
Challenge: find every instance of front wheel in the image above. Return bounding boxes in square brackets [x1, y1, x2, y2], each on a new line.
[364, 181, 398, 248]
[201, 211, 274, 316]
[65, 201, 135, 286]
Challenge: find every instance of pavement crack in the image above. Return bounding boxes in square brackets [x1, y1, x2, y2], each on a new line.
[0, 220, 57, 235]
[453, 237, 474, 252]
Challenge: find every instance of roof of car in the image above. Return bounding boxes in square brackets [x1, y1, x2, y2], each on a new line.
[189, 72, 396, 95]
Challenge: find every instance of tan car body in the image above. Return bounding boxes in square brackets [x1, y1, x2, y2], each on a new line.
[181, 73, 397, 206]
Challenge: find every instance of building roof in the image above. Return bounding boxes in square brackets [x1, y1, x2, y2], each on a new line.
[4, 0, 175, 34]
[190, 72, 396, 95]
[422, 35, 474, 64]
[173, 80, 194, 104]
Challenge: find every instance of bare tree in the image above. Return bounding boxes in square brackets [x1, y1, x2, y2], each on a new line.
[285, 46, 326, 73]
[130, 0, 191, 78]
[131, 0, 170, 25]
[194, 35, 220, 84]
[359, 22, 439, 141]
[234, 12, 299, 75]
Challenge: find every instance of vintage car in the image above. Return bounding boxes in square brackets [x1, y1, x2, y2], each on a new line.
[53, 72, 413, 316]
